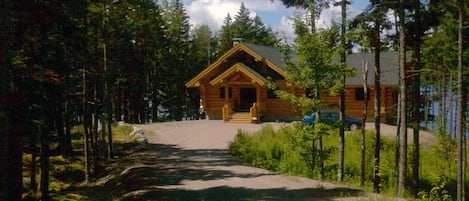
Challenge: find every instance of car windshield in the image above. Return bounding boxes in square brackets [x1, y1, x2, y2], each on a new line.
[328, 111, 339, 118]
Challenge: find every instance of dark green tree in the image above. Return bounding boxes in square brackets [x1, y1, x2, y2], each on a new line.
[275, 0, 329, 32]
[217, 14, 234, 56]
[273, 18, 352, 180]
[217, 3, 279, 55]
[187, 24, 216, 119]
[160, 0, 192, 121]
[352, 0, 392, 193]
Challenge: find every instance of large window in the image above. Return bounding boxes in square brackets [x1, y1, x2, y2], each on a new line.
[267, 89, 278, 99]
[355, 88, 370, 101]
[219, 87, 232, 99]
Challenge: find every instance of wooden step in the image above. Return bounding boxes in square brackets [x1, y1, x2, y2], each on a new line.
[227, 112, 251, 123]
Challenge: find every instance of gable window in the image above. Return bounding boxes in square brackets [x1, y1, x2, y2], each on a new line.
[355, 88, 370, 101]
[219, 87, 232, 99]
[305, 88, 314, 98]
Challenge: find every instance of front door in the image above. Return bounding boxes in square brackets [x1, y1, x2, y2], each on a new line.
[239, 88, 256, 112]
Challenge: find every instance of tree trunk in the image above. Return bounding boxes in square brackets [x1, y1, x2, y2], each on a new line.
[440, 76, 447, 135]
[317, 133, 324, 181]
[64, 101, 73, 155]
[40, 127, 50, 201]
[361, 60, 369, 188]
[30, 128, 38, 192]
[456, 1, 465, 200]
[395, 84, 401, 192]
[1, 94, 26, 201]
[91, 112, 99, 175]
[314, 78, 324, 180]
[56, 103, 66, 154]
[393, 9, 401, 193]
[0, 1, 25, 200]
[449, 74, 454, 137]
[338, 0, 347, 183]
[82, 48, 90, 183]
[397, 1, 408, 196]
[103, 41, 114, 158]
[411, 1, 422, 194]
[373, 2, 382, 192]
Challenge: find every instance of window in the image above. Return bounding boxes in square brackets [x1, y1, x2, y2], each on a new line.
[267, 89, 278, 99]
[305, 88, 314, 98]
[219, 87, 232, 99]
[355, 88, 370, 101]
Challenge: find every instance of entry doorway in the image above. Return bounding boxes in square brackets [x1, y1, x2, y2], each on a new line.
[239, 88, 256, 112]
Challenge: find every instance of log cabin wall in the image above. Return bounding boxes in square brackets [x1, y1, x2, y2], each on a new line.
[319, 85, 398, 121]
[263, 81, 298, 121]
[202, 81, 398, 121]
[202, 80, 301, 121]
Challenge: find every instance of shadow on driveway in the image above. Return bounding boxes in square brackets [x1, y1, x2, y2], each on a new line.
[122, 186, 365, 201]
[64, 144, 366, 201]
[73, 143, 367, 201]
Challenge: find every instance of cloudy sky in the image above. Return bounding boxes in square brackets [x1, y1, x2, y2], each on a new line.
[183, 0, 370, 39]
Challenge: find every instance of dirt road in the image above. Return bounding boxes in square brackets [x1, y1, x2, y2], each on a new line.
[105, 120, 408, 201]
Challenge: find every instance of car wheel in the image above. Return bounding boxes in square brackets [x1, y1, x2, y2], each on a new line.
[350, 123, 359, 131]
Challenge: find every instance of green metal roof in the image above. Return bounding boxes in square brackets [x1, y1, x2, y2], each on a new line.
[242, 42, 399, 86]
[241, 42, 286, 71]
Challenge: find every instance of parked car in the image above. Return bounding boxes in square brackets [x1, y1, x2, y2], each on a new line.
[302, 110, 362, 131]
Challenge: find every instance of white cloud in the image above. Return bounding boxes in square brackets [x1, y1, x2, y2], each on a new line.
[185, 0, 365, 41]
[186, 0, 291, 33]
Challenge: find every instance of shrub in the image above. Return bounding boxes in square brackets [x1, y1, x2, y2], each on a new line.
[229, 125, 288, 171]
[418, 180, 453, 201]
[229, 122, 466, 199]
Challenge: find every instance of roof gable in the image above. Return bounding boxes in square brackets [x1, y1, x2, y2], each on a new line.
[210, 63, 268, 86]
[185, 42, 286, 88]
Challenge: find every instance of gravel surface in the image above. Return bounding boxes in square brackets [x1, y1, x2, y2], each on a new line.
[115, 120, 411, 201]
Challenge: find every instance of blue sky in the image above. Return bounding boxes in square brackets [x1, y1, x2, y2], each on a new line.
[184, 0, 371, 39]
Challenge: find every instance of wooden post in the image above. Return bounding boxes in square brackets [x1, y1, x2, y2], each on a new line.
[224, 85, 229, 103]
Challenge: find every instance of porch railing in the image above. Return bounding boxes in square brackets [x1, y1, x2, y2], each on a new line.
[249, 103, 258, 123]
[222, 103, 232, 122]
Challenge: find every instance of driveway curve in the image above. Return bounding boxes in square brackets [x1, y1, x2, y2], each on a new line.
[116, 120, 401, 201]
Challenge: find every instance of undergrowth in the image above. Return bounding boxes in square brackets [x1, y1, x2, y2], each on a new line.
[22, 123, 134, 200]
[229, 122, 466, 200]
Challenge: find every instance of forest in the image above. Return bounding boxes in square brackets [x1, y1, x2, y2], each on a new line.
[0, 0, 467, 200]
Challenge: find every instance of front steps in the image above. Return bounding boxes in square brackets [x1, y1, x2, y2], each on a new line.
[226, 112, 251, 123]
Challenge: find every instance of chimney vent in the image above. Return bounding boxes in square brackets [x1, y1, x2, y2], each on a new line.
[232, 38, 245, 46]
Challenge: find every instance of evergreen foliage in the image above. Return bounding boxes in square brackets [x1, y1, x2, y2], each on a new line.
[0, 0, 467, 200]
[217, 3, 279, 55]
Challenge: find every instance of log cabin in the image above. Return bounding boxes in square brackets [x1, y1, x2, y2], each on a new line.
[185, 42, 399, 123]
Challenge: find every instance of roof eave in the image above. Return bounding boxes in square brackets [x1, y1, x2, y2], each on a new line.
[209, 63, 267, 86]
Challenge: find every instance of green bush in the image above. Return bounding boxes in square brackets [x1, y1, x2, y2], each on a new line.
[229, 122, 467, 199]
[229, 125, 289, 171]
[418, 179, 453, 201]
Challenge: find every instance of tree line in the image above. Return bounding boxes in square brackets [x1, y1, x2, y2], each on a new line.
[0, 0, 278, 200]
[274, 0, 467, 199]
[0, 0, 467, 200]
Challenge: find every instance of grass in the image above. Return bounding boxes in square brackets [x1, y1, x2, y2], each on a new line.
[229, 122, 465, 200]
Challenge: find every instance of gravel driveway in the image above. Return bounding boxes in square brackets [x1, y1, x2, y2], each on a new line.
[117, 120, 405, 201]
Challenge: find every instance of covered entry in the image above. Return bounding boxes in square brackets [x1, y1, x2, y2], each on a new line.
[185, 42, 294, 123]
[239, 88, 256, 111]
[209, 63, 267, 122]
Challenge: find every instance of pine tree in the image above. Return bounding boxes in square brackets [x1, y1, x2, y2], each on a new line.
[217, 14, 234, 55]
[217, 3, 278, 56]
